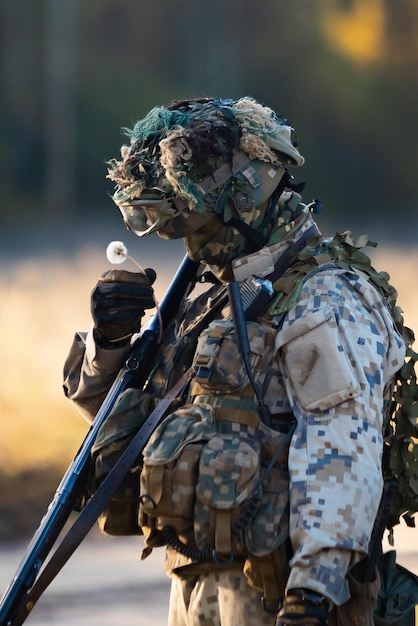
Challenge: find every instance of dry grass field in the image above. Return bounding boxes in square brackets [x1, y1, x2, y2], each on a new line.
[0, 239, 417, 538]
[0, 244, 182, 474]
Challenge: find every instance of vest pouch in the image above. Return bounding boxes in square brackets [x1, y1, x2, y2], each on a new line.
[242, 419, 294, 610]
[193, 320, 276, 393]
[139, 404, 216, 533]
[245, 420, 292, 555]
[243, 541, 291, 613]
[194, 426, 261, 558]
[245, 466, 289, 555]
[97, 466, 142, 536]
[91, 389, 154, 536]
[242, 466, 290, 610]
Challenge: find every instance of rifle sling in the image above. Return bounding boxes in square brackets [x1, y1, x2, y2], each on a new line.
[13, 367, 194, 625]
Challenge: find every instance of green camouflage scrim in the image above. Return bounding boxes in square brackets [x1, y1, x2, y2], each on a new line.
[107, 97, 304, 211]
[106, 98, 305, 276]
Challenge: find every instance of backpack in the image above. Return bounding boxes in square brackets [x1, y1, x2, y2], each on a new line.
[374, 551, 418, 625]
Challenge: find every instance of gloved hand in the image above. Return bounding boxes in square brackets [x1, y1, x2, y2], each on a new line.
[275, 588, 330, 626]
[91, 268, 156, 348]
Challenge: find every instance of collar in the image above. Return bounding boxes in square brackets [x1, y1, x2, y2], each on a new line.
[232, 214, 321, 282]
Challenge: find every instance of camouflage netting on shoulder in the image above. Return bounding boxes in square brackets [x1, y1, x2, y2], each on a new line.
[271, 230, 418, 533]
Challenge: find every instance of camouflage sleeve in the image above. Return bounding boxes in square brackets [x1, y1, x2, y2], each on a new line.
[62, 284, 220, 423]
[276, 267, 405, 606]
[63, 329, 129, 422]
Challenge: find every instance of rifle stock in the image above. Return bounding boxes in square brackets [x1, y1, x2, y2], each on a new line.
[0, 254, 200, 626]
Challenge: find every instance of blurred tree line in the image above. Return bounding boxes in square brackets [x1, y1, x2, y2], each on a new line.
[1, 0, 417, 236]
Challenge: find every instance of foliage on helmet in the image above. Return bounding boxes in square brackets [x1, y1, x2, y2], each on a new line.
[107, 97, 304, 212]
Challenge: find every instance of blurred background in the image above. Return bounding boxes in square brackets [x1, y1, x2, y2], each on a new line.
[2, 0, 418, 236]
[0, 0, 417, 620]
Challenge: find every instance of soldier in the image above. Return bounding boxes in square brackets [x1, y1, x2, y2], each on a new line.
[64, 97, 406, 625]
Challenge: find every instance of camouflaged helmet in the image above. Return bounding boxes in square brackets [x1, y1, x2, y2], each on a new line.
[107, 97, 304, 246]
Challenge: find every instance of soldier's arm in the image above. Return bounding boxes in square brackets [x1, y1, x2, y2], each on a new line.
[63, 329, 129, 422]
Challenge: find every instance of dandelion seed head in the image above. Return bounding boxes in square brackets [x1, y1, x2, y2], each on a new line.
[106, 241, 128, 264]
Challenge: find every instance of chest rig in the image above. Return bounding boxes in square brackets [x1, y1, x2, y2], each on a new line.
[137, 268, 297, 611]
[137, 221, 325, 610]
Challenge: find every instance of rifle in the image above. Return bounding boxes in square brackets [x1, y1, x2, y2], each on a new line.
[0, 254, 200, 626]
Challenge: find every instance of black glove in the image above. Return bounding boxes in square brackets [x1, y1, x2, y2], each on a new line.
[91, 268, 156, 348]
[275, 589, 330, 626]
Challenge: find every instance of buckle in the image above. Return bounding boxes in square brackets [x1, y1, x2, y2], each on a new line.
[289, 588, 331, 611]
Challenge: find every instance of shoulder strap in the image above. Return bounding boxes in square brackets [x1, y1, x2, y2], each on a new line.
[267, 261, 338, 320]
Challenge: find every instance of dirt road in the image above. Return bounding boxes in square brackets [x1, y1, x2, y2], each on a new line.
[1, 530, 417, 625]
[0, 532, 170, 625]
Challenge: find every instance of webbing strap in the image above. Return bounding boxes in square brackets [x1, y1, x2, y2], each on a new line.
[266, 222, 321, 284]
[215, 510, 233, 556]
[214, 406, 259, 428]
[195, 150, 251, 196]
[257, 556, 279, 611]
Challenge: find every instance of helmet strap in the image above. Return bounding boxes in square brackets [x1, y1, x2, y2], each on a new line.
[222, 169, 304, 253]
[224, 214, 267, 252]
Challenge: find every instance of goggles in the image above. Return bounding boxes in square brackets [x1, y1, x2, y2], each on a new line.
[112, 153, 286, 239]
[114, 191, 213, 239]
[113, 191, 188, 237]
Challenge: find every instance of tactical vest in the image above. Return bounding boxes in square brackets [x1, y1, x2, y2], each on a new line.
[139, 229, 417, 601]
[138, 315, 294, 611]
